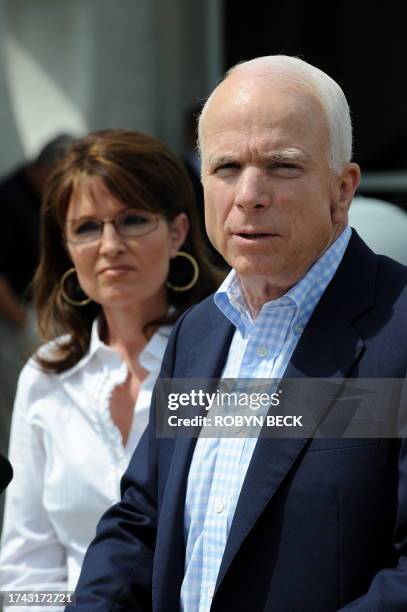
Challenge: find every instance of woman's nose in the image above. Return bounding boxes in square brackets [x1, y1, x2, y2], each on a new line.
[99, 221, 125, 254]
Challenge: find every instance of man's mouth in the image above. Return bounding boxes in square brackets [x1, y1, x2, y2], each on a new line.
[233, 231, 276, 240]
[235, 232, 271, 239]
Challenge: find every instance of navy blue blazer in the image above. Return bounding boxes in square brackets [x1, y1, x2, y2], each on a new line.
[71, 232, 407, 611]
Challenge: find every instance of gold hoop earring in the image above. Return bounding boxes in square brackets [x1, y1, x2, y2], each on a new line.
[166, 251, 199, 292]
[60, 267, 92, 306]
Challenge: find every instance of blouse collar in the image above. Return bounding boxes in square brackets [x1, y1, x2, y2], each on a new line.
[59, 318, 172, 381]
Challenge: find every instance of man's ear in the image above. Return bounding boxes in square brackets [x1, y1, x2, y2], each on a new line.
[169, 213, 190, 257]
[331, 162, 361, 225]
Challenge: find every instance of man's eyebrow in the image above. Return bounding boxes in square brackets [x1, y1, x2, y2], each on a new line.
[264, 149, 311, 164]
[206, 154, 237, 167]
[205, 149, 311, 167]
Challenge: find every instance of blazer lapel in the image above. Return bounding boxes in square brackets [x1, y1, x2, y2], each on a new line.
[216, 232, 376, 589]
[153, 310, 234, 611]
[161, 309, 234, 487]
[165, 309, 235, 476]
[183, 308, 235, 379]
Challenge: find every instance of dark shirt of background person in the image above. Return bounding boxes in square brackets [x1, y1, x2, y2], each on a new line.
[0, 134, 76, 325]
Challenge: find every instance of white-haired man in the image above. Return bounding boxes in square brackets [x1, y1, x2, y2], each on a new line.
[70, 56, 407, 611]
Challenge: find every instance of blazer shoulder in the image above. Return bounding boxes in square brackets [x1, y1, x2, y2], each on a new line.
[174, 294, 227, 335]
[160, 295, 233, 378]
[377, 253, 407, 284]
[376, 254, 407, 313]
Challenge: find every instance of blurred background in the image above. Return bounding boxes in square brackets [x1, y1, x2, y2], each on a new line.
[226, 0, 407, 207]
[0, 0, 221, 171]
[0, 0, 406, 459]
[1, 0, 406, 200]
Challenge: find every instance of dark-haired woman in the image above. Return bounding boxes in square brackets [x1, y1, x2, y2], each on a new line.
[0, 130, 220, 602]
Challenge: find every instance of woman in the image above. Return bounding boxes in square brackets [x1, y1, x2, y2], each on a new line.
[0, 130, 220, 602]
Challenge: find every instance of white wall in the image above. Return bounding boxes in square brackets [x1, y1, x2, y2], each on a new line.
[0, 0, 222, 175]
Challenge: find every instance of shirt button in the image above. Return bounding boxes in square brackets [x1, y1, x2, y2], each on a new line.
[214, 500, 224, 514]
[207, 585, 215, 598]
[256, 345, 268, 357]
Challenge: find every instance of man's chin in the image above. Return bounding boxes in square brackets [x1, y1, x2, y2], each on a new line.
[229, 254, 279, 279]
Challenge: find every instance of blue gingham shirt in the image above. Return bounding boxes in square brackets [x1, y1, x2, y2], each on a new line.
[180, 227, 351, 611]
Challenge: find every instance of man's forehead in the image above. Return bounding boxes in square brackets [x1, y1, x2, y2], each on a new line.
[200, 73, 329, 152]
[208, 73, 321, 119]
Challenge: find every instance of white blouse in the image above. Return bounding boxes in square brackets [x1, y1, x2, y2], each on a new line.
[0, 320, 171, 609]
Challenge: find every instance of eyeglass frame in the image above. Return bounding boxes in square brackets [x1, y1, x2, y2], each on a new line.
[63, 209, 164, 244]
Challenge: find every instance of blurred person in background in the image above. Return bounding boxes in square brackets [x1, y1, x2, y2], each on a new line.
[0, 129, 220, 607]
[0, 134, 75, 458]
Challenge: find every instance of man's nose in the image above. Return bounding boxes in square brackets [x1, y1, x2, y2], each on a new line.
[99, 222, 125, 254]
[234, 167, 272, 211]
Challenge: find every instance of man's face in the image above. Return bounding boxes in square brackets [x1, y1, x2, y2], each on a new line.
[201, 74, 357, 295]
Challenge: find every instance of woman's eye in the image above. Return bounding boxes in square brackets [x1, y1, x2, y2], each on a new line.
[74, 220, 100, 234]
[122, 213, 149, 226]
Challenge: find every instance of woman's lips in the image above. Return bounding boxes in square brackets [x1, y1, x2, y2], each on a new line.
[99, 266, 134, 276]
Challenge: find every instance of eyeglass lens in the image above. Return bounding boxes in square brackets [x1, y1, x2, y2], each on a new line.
[66, 210, 159, 243]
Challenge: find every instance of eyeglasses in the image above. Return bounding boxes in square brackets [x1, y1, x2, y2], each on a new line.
[65, 210, 161, 244]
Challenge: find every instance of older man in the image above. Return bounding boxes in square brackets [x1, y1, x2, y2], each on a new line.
[71, 57, 407, 611]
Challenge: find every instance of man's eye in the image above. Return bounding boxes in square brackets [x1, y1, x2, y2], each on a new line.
[213, 163, 239, 175]
[269, 163, 301, 174]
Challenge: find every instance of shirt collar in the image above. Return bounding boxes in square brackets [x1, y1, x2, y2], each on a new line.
[139, 325, 172, 372]
[214, 226, 351, 335]
[60, 318, 172, 380]
[59, 318, 117, 380]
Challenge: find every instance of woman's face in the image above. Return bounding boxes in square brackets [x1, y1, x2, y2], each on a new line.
[65, 176, 189, 313]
